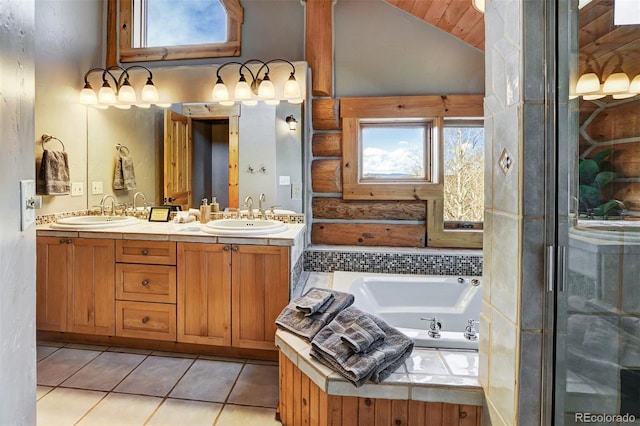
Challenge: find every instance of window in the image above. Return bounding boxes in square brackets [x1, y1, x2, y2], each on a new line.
[114, 0, 244, 63]
[360, 120, 432, 182]
[443, 119, 484, 226]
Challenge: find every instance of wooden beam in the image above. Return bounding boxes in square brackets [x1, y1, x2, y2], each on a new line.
[312, 98, 341, 130]
[305, 0, 333, 97]
[312, 223, 426, 247]
[105, 0, 117, 68]
[312, 133, 342, 157]
[313, 197, 426, 220]
[311, 160, 342, 193]
[341, 95, 484, 118]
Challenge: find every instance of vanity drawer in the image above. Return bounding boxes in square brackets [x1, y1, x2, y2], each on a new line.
[116, 264, 176, 303]
[116, 301, 176, 341]
[116, 240, 176, 265]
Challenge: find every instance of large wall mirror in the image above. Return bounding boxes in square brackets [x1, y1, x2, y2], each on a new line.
[87, 102, 303, 213]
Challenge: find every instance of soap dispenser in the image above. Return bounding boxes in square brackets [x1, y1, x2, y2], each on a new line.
[211, 196, 220, 213]
[200, 198, 211, 224]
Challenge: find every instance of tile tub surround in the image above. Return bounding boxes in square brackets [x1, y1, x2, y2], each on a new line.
[304, 245, 483, 276]
[276, 330, 483, 406]
[37, 341, 281, 425]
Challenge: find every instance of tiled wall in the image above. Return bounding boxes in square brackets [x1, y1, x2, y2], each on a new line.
[480, 0, 548, 425]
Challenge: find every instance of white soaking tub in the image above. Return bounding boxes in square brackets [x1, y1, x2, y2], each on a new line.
[331, 271, 482, 350]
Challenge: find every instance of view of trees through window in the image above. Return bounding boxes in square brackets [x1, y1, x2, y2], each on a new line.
[443, 123, 484, 223]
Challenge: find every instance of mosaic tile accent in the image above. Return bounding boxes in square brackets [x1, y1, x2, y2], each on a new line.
[303, 249, 483, 276]
[210, 212, 304, 224]
[36, 210, 92, 225]
[290, 255, 304, 296]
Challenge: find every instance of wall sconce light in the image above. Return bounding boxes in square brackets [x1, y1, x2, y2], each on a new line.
[212, 59, 303, 106]
[285, 115, 298, 131]
[472, 0, 485, 13]
[574, 55, 638, 101]
[79, 65, 169, 108]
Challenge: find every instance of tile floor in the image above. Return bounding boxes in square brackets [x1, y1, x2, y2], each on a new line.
[37, 341, 281, 426]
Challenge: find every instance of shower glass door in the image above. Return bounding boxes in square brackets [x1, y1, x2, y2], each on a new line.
[555, 0, 640, 424]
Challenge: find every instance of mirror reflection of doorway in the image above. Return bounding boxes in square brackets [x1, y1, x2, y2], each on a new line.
[192, 119, 231, 209]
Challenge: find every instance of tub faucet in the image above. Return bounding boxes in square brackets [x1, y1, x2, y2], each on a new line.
[244, 196, 254, 220]
[99, 195, 117, 216]
[464, 319, 480, 341]
[421, 317, 442, 339]
[258, 193, 266, 219]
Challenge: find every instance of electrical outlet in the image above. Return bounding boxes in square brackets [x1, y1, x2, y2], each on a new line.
[91, 181, 103, 195]
[291, 182, 302, 199]
[20, 180, 36, 231]
[71, 182, 83, 196]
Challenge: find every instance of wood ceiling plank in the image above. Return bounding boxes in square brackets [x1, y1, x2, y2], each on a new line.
[451, 6, 483, 40]
[410, 0, 435, 19]
[423, 0, 452, 26]
[438, 0, 471, 32]
[463, 17, 485, 49]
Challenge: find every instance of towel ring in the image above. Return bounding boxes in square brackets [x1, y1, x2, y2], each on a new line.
[41, 134, 65, 151]
[116, 144, 130, 157]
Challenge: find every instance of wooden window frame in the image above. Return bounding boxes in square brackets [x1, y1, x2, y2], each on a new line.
[112, 0, 244, 64]
[341, 95, 484, 248]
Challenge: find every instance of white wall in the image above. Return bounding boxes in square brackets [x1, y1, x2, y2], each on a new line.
[0, 0, 37, 424]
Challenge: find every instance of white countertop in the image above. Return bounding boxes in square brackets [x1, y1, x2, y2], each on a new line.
[37, 220, 306, 247]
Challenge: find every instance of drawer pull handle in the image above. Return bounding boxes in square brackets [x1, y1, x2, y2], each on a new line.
[232, 246, 239, 252]
[141, 280, 150, 286]
[67, 239, 72, 244]
[141, 316, 150, 324]
[59, 239, 66, 244]
[141, 249, 149, 255]
[223, 246, 230, 251]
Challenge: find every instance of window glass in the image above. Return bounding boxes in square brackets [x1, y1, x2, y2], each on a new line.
[443, 120, 484, 223]
[134, 0, 227, 48]
[360, 121, 431, 181]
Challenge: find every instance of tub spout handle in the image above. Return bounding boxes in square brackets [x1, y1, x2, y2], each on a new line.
[464, 319, 480, 341]
[421, 317, 442, 338]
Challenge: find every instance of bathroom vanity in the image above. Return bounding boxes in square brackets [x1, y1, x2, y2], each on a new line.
[35, 220, 305, 359]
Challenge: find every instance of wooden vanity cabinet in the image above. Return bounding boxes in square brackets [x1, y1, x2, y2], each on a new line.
[36, 236, 115, 335]
[177, 242, 290, 350]
[115, 240, 177, 341]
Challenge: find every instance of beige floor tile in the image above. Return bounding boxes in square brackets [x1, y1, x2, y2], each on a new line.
[36, 386, 53, 401]
[37, 387, 106, 426]
[227, 364, 279, 408]
[215, 404, 280, 426]
[146, 398, 223, 426]
[61, 351, 146, 391]
[169, 359, 243, 402]
[114, 356, 193, 397]
[37, 346, 58, 362]
[37, 348, 101, 386]
[76, 392, 162, 426]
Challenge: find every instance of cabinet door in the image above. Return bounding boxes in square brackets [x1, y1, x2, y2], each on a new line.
[68, 238, 116, 336]
[36, 237, 71, 332]
[232, 245, 289, 350]
[177, 242, 232, 346]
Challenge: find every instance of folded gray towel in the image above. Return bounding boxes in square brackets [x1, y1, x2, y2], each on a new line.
[340, 314, 386, 353]
[113, 155, 136, 190]
[275, 290, 355, 341]
[37, 150, 70, 195]
[310, 306, 413, 387]
[295, 288, 335, 316]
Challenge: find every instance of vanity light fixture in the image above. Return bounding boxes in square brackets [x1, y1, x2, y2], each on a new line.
[285, 115, 298, 131]
[211, 59, 302, 106]
[79, 65, 163, 108]
[574, 55, 637, 100]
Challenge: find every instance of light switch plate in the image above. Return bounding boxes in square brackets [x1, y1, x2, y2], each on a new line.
[279, 176, 291, 185]
[20, 180, 36, 231]
[291, 182, 302, 199]
[71, 182, 83, 196]
[91, 181, 103, 195]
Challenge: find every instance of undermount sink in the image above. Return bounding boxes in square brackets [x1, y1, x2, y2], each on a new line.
[50, 215, 140, 229]
[202, 219, 288, 235]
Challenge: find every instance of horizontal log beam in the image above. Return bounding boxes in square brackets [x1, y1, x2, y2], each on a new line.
[312, 98, 341, 130]
[313, 197, 426, 220]
[312, 133, 342, 157]
[311, 160, 342, 193]
[311, 223, 426, 247]
[340, 95, 484, 118]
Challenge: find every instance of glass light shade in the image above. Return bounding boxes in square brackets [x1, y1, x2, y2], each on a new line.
[98, 85, 117, 104]
[613, 93, 636, 100]
[93, 104, 109, 110]
[583, 93, 605, 100]
[242, 100, 258, 106]
[472, 0, 485, 13]
[212, 77, 229, 101]
[284, 75, 301, 99]
[141, 82, 159, 103]
[629, 75, 640, 93]
[265, 99, 280, 105]
[575, 72, 600, 94]
[117, 84, 137, 103]
[155, 102, 172, 108]
[258, 78, 275, 99]
[114, 103, 132, 110]
[234, 77, 252, 100]
[80, 87, 98, 105]
[288, 98, 304, 105]
[220, 100, 235, 106]
[602, 71, 630, 93]
[137, 103, 151, 109]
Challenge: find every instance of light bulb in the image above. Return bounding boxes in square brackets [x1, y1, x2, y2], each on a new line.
[98, 83, 116, 104]
[575, 72, 600, 94]
[118, 83, 137, 103]
[141, 79, 159, 102]
[603, 71, 630, 94]
[212, 76, 229, 101]
[234, 75, 252, 100]
[284, 74, 301, 99]
[80, 85, 97, 105]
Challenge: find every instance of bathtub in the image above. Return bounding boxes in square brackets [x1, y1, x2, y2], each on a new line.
[331, 271, 482, 350]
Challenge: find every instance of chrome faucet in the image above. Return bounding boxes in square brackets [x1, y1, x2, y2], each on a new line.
[464, 319, 480, 341]
[421, 317, 442, 339]
[133, 191, 147, 210]
[100, 194, 116, 216]
[244, 196, 254, 220]
[258, 193, 266, 219]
